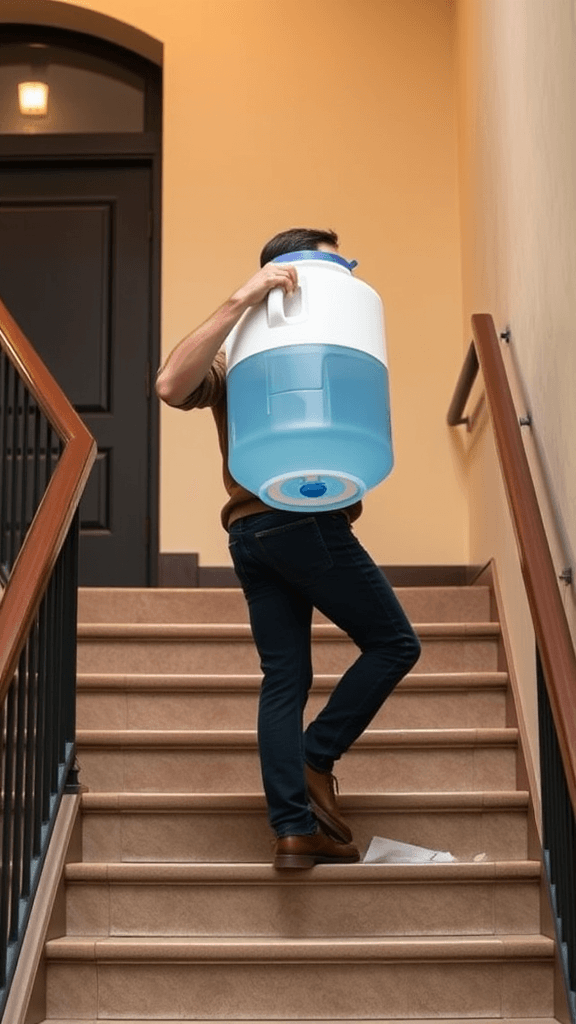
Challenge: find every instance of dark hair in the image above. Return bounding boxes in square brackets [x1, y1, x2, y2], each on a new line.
[259, 227, 339, 267]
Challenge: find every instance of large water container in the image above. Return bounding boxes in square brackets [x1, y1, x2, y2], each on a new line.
[225, 250, 393, 511]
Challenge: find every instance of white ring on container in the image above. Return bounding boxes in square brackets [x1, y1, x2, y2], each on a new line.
[261, 471, 365, 508]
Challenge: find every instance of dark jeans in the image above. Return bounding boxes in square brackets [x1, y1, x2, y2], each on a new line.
[228, 510, 421, 837]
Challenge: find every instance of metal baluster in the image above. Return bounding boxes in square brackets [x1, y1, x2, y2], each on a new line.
[9, 369, 21, 572]
[53, 548, 65, 770]
[0, 697, 7, 989]
[19, 389, 29, 551]
[32, 403, 42, 527]
[10, 651, 28, 943]
[63, 515, 79, 759]
[34, 593, 48, 848]
[0, 353, 6, 575]
[22, 620, 39, 898]
[0, 681, 16, 970]
[0, 358, 11, 574]
[41, 576, 56, 821]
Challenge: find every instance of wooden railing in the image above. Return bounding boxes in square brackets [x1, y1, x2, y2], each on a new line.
[449, 312, 576, 1019]
[0, 297, 96, 1015]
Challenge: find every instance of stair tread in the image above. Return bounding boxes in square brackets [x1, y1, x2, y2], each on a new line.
[40, 1019, 565, 1024]
[78, 620, 500, 639]
[76, 725, 518, 746]
[65, 859, 541, 882]
[81, 788, 530, 809]
[76, 669, 509, 690]
[78, 585, 493, 628]
[46, 932, 555, 960]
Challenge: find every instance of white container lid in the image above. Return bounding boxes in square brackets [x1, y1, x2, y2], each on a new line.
[226, 251, 387, 371]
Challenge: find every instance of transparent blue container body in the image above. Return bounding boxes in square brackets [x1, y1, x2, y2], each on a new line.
[227, 343, 393, 511]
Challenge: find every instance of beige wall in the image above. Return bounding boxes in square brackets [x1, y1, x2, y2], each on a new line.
[47, 0, 466, 568]
[456, 0, 576, 783]
[30, 0, 576, 798]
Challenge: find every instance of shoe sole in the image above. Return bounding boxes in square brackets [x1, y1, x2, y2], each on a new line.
[309, 797, 354, 844]
[275, 851, 360, 869]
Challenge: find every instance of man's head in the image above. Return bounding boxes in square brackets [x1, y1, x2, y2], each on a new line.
[260, 228, 338, 267]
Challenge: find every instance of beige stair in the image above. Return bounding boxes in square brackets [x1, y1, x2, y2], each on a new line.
[77, 671, 509, 731]
[63, 860, 541, 937]
[79, 790, 530, 863]
[38, 583, 562, 1021]
[76, 620, 501, 674]
[75, 725, 518, 794]
[43, 1019, 563, 1024]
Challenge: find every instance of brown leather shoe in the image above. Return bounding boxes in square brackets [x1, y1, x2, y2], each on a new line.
[274, 831, 360, 869]
[305, 764, 353, 843]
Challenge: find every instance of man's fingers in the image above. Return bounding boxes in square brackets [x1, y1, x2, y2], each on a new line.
[272, 266, 298, 293]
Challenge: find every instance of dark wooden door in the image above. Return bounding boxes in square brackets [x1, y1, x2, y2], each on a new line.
[0, 161, 153, 585]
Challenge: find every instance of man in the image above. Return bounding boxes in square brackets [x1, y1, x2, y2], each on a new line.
[156, 228, 421, 869]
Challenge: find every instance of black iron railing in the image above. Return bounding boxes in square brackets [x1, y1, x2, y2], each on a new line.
[0, 517, 79, 1005]
[0, 302, 95, 1018]
[538, 650, 576, 1021]
[449, 313, 576, 1022]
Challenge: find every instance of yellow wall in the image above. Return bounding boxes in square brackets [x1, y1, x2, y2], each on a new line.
[45, 0, 466, 568]
[456, 0, 576, 785]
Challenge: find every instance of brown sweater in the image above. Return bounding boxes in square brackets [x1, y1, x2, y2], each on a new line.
[179, 349, 363, 531]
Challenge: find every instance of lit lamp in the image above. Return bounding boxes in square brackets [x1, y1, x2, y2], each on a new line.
[18, 81, 49, 117]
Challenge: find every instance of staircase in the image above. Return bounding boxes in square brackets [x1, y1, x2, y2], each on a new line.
[40, 582, 561, 1023]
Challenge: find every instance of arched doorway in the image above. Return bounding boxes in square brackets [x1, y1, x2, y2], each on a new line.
[0, 9, 162, 586]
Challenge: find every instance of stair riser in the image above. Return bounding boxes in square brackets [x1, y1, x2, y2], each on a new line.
[46, 958, 554, 1019]
[76, 637, 499, 674]
[78, 586, 492, 625]
[65, 878, 540, 938]
[76, 687, 507, 732]
[76, 744, 517, 794]
[80, 808, 529, 863]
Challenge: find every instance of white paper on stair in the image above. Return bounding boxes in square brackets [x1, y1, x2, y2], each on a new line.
[362, 836, 456, 864]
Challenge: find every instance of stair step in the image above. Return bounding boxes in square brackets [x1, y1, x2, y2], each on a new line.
[63, 859, 541, 938]
[75, 726, 518, 794]
[80, 790, 530, 863]
[78, 584, 492, 624]
[44, 934, 555, 1019]
[76, 621, 501, 673]
[76, 670, 508, 731]
[44, 583, 558, 1024]
[42, 1019, 564, 1024]
[46, 932, 555, 960]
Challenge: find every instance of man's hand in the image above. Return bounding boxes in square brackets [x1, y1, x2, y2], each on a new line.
[231, 261, 298, 309]
[156, 261, 299, 407]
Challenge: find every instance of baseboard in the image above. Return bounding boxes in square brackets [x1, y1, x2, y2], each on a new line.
[157, 553, 199, 587]
[157, 554, 480, 588]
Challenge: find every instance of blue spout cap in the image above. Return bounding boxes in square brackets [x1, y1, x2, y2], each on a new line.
[272, 250, 358, 273]
[300, 481, 328, 498]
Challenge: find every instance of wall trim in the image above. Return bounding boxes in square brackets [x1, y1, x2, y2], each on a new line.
[157, 554, 480, 589]
[0, 0, 163, 65]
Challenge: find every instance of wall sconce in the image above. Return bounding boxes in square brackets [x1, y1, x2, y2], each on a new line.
[18, 81, 49, 116]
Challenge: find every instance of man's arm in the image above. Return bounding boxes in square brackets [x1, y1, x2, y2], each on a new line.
[156, 261, 298, 407]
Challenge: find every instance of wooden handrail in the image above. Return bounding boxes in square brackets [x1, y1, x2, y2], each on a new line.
[0, 297, 96, 707]
[449, 313, 576, 811]
[447, 341, 479, 428]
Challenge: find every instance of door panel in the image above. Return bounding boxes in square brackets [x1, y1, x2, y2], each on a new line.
[0, 162, 153, 585]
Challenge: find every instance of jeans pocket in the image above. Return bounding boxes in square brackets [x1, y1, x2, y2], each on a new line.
[255, 516, 333, 583]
